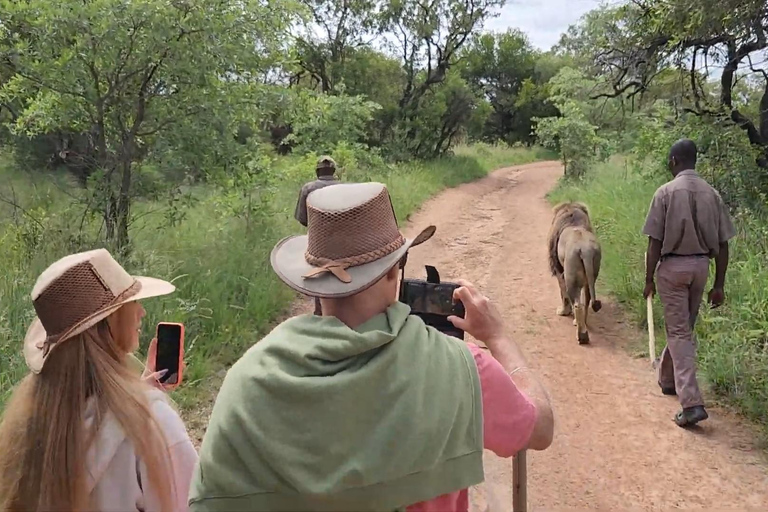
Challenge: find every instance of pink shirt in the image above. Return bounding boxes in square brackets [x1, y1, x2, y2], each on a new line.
[407, 343, 537, 512]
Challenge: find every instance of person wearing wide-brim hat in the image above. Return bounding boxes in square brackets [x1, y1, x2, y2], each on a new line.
[0, 249, 198, 511]
[190, 182, 554, 511]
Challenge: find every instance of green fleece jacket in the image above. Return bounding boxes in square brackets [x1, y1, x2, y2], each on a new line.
[188, 302, 483, 511]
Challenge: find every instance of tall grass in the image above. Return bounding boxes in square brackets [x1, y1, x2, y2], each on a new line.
[0, 143, 553, 410]
[549, 157, 768, 427]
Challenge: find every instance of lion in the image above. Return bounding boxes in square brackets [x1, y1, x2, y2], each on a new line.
[547, 202, 602, 344]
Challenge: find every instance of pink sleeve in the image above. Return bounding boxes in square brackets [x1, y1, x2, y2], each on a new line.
[468, 343, 537, 458]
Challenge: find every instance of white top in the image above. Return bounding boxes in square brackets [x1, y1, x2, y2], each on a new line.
[85, 389, 198, 511]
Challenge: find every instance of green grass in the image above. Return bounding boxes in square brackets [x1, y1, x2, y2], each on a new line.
[0, 143, 553, 411]
[549, 157, 768, 428]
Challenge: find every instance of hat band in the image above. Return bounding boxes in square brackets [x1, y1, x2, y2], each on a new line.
[35, 279, 144, 357]
[303, 235, 406, 283]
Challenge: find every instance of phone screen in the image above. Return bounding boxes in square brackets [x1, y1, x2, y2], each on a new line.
[155, 324, 181, 384]
[399, 279, 465, 339]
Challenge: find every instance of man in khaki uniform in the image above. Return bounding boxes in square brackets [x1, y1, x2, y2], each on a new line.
[642, 139, 735, 427]
[295, 156, 338, 315]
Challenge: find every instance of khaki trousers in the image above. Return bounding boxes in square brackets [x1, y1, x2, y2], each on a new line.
[656, 256, 709, 409]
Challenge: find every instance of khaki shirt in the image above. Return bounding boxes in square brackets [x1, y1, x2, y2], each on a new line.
[642, 169, 736, 257]
[294, 176, 338, 226]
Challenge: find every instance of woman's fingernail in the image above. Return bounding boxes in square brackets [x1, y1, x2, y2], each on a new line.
[157, 369, 169, 377]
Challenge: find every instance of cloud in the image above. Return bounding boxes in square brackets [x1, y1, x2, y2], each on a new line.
[485, 0, 604, 50]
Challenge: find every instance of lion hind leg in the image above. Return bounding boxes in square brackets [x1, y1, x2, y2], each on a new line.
[556, 272, 572, 316]
[566, 265, 589, 344]
[583, 246, 602, 313]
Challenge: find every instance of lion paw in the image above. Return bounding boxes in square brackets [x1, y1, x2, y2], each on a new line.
[556, 306, 572, 316]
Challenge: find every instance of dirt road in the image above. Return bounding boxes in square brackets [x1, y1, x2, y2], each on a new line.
[191, 161, 768, 510]
[394, 162, 768, 510]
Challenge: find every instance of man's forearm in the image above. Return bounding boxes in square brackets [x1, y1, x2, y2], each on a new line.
[646, 237, 662, 283]
[488, 337, 554, 450]
[714, 241, 729, 289]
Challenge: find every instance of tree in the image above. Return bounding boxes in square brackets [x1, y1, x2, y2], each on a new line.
[561, 0, 768, 167]
[0, 0, 296, 252]
[379, 0, 505, 157]
[281, 89, 382, 153]
[291, 0, 379, 93]
[534, 68, 608, 178]
[460, 30, 543, 143]
[403, 70, 485, 157]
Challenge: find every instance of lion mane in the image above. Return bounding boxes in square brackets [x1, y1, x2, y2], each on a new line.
[547, 201, 593, 276]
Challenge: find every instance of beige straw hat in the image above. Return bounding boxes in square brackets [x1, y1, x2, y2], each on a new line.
[23, 248, 175, 373]
[271, 182, 435, 298]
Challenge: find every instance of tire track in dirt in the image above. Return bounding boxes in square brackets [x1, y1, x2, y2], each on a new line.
[201, 161, 768, 510]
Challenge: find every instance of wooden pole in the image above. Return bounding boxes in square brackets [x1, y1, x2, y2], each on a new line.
[512, 449, 527, 512]
[645, 251, 656, 366]
[647, 295, 656, 365]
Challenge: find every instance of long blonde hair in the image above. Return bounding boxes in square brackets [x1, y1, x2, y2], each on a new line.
[0, 311, 175, 511]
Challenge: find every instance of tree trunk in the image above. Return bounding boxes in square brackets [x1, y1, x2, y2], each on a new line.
[115, 157, 133, 256]
[104, 190, 118, 243]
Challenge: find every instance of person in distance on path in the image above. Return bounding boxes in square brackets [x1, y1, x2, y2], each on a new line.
[642, 138, 736, 427]
[294, 155, 339, 316]
[189, 182, 554, 511]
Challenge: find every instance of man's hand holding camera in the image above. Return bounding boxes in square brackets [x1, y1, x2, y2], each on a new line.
[448, 280, 506, 347]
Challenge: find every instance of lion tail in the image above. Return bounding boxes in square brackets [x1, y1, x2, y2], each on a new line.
[581, 248, 602, 312]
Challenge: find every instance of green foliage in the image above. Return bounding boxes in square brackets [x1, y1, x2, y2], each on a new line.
[290, 0, 379, 93]
[0, 0, 299, 250]
[388, 71, 485, 159]
[534, 68, 609, 178]
[558, 1, 768, 170]
[460, 30, 560, 144]
[631, 102, 767, 212]
[550, 157, 768, 428]
[0, 144, 551, 410]
[282, 90, 381, 154]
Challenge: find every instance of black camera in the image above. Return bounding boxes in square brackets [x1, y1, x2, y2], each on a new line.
[399, 264, 465, 339]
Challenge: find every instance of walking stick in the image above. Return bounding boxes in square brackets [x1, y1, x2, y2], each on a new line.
[512, 449, 527, 512]
[647, 296, 656, 365]
[644, 252, 657, 367]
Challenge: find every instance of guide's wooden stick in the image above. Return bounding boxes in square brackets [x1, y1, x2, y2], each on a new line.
[645, 252, 656, 366]
[513, 449, 527, 512]
[647, 296, 656, 365]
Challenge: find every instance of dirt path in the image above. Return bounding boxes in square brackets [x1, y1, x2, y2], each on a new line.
[394, 162, 768, 510]
[192, 161, 768, 510]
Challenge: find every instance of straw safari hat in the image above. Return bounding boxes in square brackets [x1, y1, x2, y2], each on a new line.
[23, 249, 175, 373]
[271, 182, 435, 298]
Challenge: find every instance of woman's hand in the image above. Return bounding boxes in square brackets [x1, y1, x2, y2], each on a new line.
[141, 338, 168, 390]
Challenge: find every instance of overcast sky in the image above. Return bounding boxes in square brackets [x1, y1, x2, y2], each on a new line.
[485, 0, 606, 50]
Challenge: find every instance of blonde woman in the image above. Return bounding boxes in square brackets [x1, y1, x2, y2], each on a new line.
[0, 249, 198, 511]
